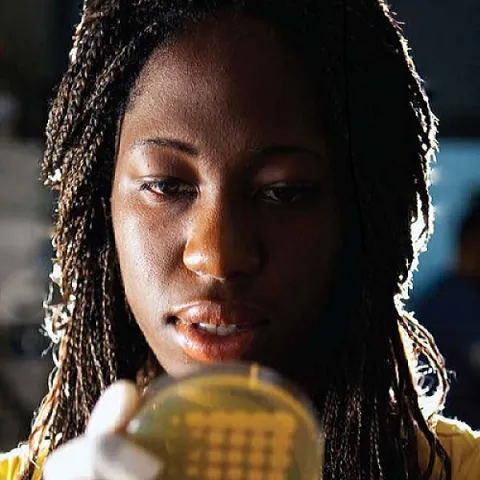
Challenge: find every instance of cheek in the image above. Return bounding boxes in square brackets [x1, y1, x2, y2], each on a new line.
[264, 205, 342, 315]
[111, 201, 183, 319]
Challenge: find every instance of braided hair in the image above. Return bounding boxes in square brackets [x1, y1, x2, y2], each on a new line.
[22, 1, 451, 478]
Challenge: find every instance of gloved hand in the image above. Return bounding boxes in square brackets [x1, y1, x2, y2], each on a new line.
[43, 381, 163, 480]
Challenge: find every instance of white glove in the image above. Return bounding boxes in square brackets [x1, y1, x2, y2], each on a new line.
[43, 381, 164, 480]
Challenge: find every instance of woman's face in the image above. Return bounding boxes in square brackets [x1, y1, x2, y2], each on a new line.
[111, 15, 344, 379]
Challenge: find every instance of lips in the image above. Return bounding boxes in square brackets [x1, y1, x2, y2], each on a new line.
[169, 301, 268, 363]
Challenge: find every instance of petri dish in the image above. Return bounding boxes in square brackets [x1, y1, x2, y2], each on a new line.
[126, 362, 324, 480]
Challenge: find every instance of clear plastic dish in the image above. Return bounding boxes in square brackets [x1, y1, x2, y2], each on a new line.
[126, 362, 324, 480]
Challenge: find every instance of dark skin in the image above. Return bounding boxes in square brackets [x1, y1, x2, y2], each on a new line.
[111, 15, 345, 381]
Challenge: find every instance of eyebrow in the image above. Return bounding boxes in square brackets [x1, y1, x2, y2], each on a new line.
[132, 138, 324, 162]
[251, 145, 324, 161]
[132, 138, 198, 156]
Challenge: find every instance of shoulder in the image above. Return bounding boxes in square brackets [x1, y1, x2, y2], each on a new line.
[0, 445, 44, 480]
[435, 416, 480, 478]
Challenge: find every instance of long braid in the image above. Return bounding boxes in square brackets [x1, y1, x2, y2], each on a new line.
[347, 2, 450, 476]
[22, 1, 450, 479]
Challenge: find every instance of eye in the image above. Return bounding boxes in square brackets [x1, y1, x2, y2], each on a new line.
[139, 178, 197, 199]
[257, 183, 321, 206]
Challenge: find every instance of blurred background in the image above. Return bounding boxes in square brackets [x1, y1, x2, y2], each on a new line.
[0, 0, 479, 451]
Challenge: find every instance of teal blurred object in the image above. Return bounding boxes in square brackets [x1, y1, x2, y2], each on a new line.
[410, 138, 480, 303]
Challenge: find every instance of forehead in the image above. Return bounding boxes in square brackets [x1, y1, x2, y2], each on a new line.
[125, 14, 321, 130]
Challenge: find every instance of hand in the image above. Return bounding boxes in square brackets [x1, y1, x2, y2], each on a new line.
[43, 381, 163, 480]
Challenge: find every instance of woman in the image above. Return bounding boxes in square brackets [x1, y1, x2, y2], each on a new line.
[1, 0, 479, 478]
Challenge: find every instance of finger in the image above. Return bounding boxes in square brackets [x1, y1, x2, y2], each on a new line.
[42, 436, 98, 480]
[87, 380, 141, 436]
[42, 434, 163, 480]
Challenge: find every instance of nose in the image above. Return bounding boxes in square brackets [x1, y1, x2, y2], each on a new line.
[183, 200, 262, 281]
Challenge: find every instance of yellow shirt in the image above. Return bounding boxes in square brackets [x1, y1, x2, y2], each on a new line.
[1, 417, 479, 479]
[418, 417, 480, 479]
[0, 445, 44, 480]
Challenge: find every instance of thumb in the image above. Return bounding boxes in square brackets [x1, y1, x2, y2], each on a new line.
[86, 380, 141, 436]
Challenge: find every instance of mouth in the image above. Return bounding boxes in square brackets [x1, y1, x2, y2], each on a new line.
[168, 301, 268, 363]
